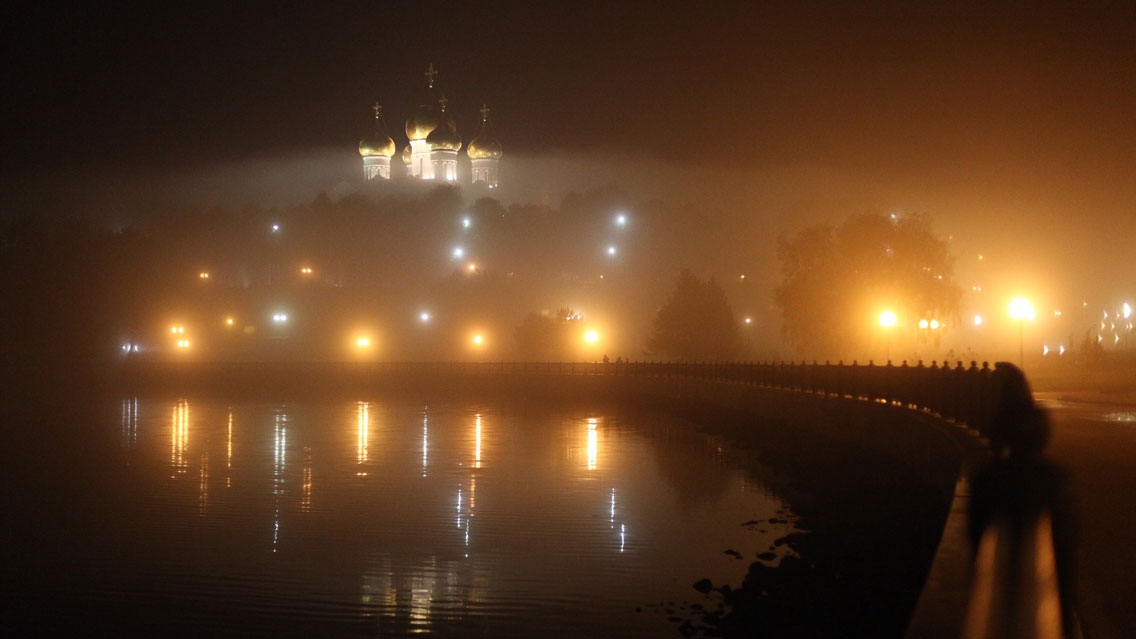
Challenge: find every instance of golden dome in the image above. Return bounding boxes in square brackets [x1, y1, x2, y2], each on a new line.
[359, 104, 396, 157]
[426, 101, 462, 151]
[405, 63, 441, 141]
[405, 105, 438, 141]
[467, 105, 502, 159]
[402, 144, 412, 165]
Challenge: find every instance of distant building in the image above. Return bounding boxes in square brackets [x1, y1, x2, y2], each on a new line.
[359, 63, 501, 188]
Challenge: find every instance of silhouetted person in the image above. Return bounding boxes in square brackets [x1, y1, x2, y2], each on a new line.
[966, 362, 1078, 638]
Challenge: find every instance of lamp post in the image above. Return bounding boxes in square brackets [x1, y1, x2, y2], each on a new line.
[1008, 297, 1035, 367]
[879, 311, 897, 362]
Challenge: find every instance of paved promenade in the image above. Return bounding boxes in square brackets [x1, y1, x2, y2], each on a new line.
[1035, 392, 1136, 639]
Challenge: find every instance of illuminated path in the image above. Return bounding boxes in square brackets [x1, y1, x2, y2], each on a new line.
[1035, 393, 1136, 639]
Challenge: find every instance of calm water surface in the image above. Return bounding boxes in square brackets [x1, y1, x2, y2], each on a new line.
[10, 397, 797, 637]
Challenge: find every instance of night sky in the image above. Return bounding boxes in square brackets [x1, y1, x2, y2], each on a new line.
[4, 1, 1135, 305]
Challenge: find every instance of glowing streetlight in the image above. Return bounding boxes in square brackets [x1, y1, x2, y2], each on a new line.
[300, 266, 313, 275]
[462, 216, 471, 229]
[879, 311, 897, 361]
[584, 330, 599, 344]
[272, 313, 289, 324]
[355, 337, 371, 348]
[1009, 297, 1036, 367]
[419, 311, 431, 323]
[614, 213, 627, 227]
[199, 272, 210, 280]
[606, 245, 617, 257]
[452, 247, 464, 259]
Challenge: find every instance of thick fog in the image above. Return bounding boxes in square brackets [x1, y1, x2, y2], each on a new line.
[3, 139, 1133, 367]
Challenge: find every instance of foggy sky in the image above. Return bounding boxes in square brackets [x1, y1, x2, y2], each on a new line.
[4, 1, 1134, 321]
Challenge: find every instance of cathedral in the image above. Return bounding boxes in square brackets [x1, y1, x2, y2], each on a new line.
[359, 64, 502, 188]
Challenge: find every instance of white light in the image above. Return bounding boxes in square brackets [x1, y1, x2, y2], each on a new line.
[615, 214, 627, 227]
[462, 217, 471, 229]
[452, 247, 464, 259]
[930, 319, 940, 330]
[271, 224, 280, 233]
[973, 315, 983, 326]
[584, 330, 599, 343]
[273, 313, 288, 323]
[1124, 302, 1132, 320]
[607, 245, 617, 257]
[1043, 345, 1050, 356]
[744, 317, 752, 325]
[1009, 298, 1036, 322]
[420, 312, 431, 323]
[1059, 345, 1066, 355]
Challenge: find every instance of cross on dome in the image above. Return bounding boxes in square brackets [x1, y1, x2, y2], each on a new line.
[425, 63, 438, 88]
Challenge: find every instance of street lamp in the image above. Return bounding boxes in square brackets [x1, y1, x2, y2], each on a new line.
[1008, 297, 1036, 367]
[879, 311, 897, 362]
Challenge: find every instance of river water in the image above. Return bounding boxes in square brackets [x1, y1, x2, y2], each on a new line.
[6, 396, 797, 637]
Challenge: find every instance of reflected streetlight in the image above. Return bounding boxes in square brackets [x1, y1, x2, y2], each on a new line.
[1009, 297, 1036, 367]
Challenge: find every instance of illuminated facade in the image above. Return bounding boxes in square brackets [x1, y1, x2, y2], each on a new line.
[360, 64, 501, 187]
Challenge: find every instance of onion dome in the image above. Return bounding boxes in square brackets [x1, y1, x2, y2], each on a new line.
[467, 104, 503, 160]
[426, 98, 462, 151]
[405, 63, 440, 141]
[402, 144, 412, 166]
[358, 103, 396, 157]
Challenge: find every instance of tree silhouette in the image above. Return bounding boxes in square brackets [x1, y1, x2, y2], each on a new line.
[774, 212, 961, 360]
[647, 270, 741, 361]
[514, 307, 579, 360]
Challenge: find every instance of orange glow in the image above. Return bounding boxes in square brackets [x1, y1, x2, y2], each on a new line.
[878, 311, 897, 328]
[586, 418, 598, 471]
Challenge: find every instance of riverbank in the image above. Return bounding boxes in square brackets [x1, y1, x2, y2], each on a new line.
[634, 391, 957, 637]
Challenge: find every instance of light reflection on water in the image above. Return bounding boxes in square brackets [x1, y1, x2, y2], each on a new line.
[20, 397, 798, 637]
